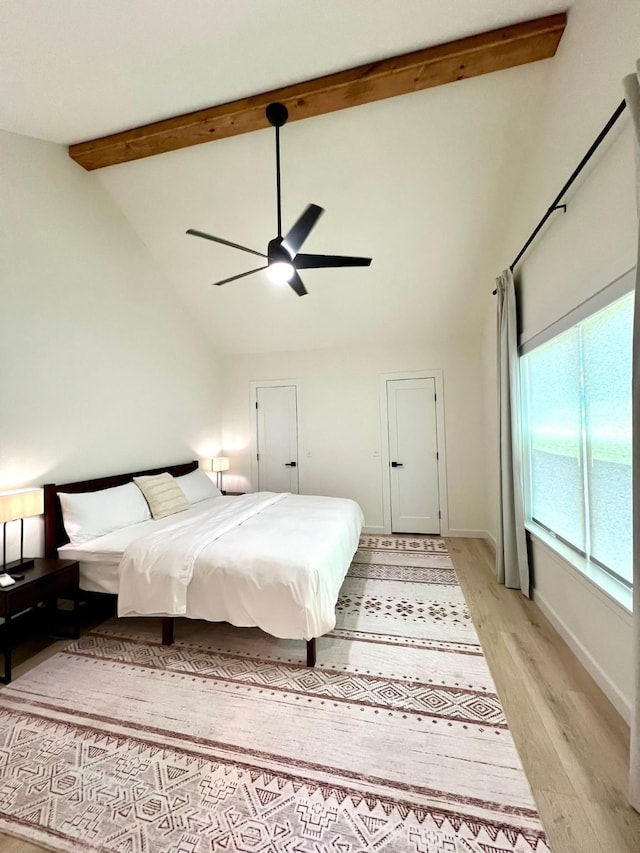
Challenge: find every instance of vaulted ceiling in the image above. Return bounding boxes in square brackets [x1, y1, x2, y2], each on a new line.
[0, 0, 569, 353]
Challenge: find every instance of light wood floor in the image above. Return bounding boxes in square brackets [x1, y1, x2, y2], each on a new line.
[0, 538, 638, 852]
[449, 537, 640, 853]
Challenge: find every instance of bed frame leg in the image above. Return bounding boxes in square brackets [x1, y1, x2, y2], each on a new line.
[306, 638, 316, 667]
[162, 617, 174, 646]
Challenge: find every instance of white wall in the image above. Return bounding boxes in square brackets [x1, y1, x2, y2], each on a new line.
[481, 0, 640, 720]
[0, 130, 222, 562]
[220, 336, 488, 536]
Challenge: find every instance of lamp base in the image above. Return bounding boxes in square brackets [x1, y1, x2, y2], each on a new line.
[2, 557, 35, 573]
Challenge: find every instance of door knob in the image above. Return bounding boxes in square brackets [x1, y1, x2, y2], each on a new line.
[285, 461, 297, 467]
[391, 461, 404, 468]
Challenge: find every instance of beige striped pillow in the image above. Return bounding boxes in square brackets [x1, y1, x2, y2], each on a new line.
[133, 472, 189, 519]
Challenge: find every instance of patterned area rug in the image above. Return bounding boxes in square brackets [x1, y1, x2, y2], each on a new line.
[0, 535, 550, 852]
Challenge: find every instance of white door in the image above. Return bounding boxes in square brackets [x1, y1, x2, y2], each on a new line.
[256, 385, 299, 493]
[387, 377, 440, 534]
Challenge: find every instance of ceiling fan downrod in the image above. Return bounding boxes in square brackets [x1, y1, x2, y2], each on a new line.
[265, 102, 289, 240]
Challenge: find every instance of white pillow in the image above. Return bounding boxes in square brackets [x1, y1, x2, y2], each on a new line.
[59, 482, 151, 545]
[176, 469, 222, 503]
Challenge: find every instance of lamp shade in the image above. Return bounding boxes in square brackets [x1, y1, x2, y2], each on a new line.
[0, 488, 44, 523]
[210, 457, 230, 473]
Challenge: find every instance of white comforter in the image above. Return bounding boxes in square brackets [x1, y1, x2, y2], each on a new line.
[117, 492, 363, 640]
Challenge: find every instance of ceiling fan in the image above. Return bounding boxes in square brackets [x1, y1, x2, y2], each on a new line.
[186, 102, 372, 296]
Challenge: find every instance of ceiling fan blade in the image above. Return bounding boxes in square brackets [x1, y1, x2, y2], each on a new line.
[294, 253, 372, 269]
[187, 229, 267, 259]
[281, 204, 324, 257]
[288, 270, 308, 297]
[212, 266, 268, 286]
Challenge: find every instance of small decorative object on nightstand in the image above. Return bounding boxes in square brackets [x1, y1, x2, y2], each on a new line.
[0, 487, 44, 573]
[0, 557, 80, 683]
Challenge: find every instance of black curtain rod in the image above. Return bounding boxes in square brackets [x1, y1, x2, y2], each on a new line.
[493, 98, 628, 294]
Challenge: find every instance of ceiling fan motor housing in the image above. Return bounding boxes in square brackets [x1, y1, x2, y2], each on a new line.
[267, 237, 293, 264]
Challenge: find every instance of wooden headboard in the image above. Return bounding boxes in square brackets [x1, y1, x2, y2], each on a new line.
[43, 460, 198, 557]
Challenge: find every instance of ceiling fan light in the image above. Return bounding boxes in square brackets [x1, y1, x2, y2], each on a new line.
[267, 261, 295, 285]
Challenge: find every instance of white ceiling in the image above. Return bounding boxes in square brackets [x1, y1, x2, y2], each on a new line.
[0, 0, 569, 354]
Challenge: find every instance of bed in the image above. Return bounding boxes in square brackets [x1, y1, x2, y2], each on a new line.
[43, 461, 363, 666]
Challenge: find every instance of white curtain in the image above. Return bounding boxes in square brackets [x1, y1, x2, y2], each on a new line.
[624, 60, 640, 814]
[496, 268, 530, 596]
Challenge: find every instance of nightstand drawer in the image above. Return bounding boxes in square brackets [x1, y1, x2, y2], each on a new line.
[3, 567, 77, 616]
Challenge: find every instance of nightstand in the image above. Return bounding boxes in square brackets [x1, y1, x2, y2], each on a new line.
[0, 557, 80, 684]
[222, 491, 245, 496]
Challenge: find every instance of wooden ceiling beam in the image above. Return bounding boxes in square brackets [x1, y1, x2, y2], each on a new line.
[69, 13, 566, 171]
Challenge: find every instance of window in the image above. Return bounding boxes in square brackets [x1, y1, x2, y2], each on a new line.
[521, 285, 633, 595]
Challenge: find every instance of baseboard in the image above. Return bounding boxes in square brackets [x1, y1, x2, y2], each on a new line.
[365, 527, 494, 540]
[533, 589, 632, 724]
[486, 531, 496, 551]
[361, 525, 386, 534]
[447, 529, 492, 539]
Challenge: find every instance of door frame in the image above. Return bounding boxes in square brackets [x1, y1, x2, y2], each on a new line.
[379, 370, 449, 536]
[249, 379, 302, 492]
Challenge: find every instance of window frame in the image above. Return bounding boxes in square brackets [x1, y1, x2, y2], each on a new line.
[519, 266, 635, 609]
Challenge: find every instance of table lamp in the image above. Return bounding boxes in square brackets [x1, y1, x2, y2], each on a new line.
[209, 457, 230, 490]
[0, 488, 44, 572]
